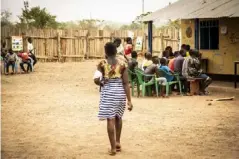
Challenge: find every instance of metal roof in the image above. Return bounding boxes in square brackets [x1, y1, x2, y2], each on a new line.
[141, 0, 239, 22]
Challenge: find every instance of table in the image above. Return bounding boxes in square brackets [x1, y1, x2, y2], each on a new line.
[201, 58, 208, 73]
[234, 61, 239, 88]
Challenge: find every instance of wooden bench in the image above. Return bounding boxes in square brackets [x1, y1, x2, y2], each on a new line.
[187, 78, 203, 95]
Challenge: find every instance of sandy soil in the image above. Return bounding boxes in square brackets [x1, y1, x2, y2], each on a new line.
[1, 61, 239, 159]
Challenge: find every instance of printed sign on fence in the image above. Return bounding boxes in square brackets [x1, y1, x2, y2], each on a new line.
[12, 36, 23, 51]
[135, 36, 143, 51]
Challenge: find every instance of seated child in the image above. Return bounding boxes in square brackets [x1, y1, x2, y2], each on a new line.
[128, 51, 138, 81]
[142, 52, 153, 71]
[5, 49, 17, 74]
[185, 45, 190, 57]
[144, 57, 167, 97]
[144, 56, 159, 81]
[128, 51, 138, 71]
[162, 50, 169, 64]
[159, 58, 174, 82]
[18, 52, 33, 73]
[165, 46, 174, 58]
[168, 51, 179, 71]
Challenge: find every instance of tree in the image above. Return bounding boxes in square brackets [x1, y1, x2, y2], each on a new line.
[77, 19, 104, 30]
[18, 6, 59, 29]
[119, 12, 152, 30]
[135, 11, 152, 22]
[58, 21, 79, 29]
[1, 10, 13, 27]
[120, 23, 141, 30]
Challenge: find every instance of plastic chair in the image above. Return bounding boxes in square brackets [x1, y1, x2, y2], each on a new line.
[3, 60, 18, 74]
[158, 69, 182, 96]
[128, 69, 140, 97]
[135, 68, 159, 97]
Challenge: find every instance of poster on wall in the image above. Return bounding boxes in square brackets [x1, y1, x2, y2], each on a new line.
[135, 36, 143, 51]
[12, 36, 23, 52]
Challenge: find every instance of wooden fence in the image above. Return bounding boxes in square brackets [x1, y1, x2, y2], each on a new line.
[1, 27, 180, 62]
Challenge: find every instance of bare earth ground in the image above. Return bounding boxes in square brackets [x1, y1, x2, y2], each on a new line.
[1, 61, 239, 159]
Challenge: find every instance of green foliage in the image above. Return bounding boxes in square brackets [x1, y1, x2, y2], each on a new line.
[120, 23, 142, 30]
[78, 19, 104, 30]
[18, 6, 59, 29]
[135, 11, 152, 21]
[58, 21, 78, 29]
[58, 19, 105, 30]
[1, 10, 13, 27]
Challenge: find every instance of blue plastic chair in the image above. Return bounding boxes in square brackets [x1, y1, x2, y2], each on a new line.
[158, 69, 182, 96]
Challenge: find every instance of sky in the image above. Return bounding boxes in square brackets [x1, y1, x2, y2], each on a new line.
[1, 0, 178, 23]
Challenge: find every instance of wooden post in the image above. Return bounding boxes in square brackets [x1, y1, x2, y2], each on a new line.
[160, 32, 164, 57]
[44, 39, 47, 60]
[148, 21, 153, 54]
[143, 32, 147, 53]
[22, 32, 28, 52]
[84, 30, 89, 59]
[57, 32, 61, 62]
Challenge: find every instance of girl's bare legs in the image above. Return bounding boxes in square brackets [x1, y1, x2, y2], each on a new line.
[115, 116, 122, 151]
[107, 118, 116, 155]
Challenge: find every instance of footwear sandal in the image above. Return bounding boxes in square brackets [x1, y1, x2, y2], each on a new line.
[108, 149, 116, 156]
[116, 145, 121, 152]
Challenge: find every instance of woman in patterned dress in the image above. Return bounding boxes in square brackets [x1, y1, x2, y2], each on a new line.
[94, 42, 133, 156]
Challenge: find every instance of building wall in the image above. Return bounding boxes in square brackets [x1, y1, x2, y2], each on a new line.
[181, 18, 239, 75]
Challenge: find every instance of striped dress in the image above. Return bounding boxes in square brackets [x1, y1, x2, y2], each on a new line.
[98, 59, 126, 120]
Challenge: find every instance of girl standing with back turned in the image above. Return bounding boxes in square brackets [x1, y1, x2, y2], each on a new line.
[94, 42, 133, 156]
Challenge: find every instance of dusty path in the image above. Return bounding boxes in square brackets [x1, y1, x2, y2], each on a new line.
[1, 61, 239, 159]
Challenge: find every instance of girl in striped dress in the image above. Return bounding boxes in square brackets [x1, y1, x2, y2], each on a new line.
[94, 42, 133, 156]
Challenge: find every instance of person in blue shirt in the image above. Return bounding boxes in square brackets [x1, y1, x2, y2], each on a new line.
[159, 58, 174, 82]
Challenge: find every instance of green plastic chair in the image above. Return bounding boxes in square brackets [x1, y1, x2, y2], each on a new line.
[135, 68, 159, 97]
[158, 69, 182, 96]
[127, 69, 140, 97]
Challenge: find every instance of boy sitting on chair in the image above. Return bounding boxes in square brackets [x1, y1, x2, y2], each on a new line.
[128, 51, 138, 72]
[18, 52, 33, 73]
[144, 56, 167, 97]
[5, 49, 17, 75]
[142, 52, 153, 71]
[159, 58, 174, 82]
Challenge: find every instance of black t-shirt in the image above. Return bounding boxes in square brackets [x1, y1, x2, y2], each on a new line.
[128, 58, 138, 71]
[144, 64, 158, 81]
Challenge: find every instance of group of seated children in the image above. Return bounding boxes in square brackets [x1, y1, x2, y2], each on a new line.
[2, 49, 36, 75]
[1, 38, 37, 75]
[128, 44, 212, 96]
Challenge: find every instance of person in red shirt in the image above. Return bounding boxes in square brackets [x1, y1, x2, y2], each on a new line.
[124, 37, 133, 59]
[168, 51, 179, 71]
[18, 52, 32, 73]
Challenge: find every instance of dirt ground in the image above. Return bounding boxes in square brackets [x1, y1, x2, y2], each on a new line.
[1, 61, 239, 159]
